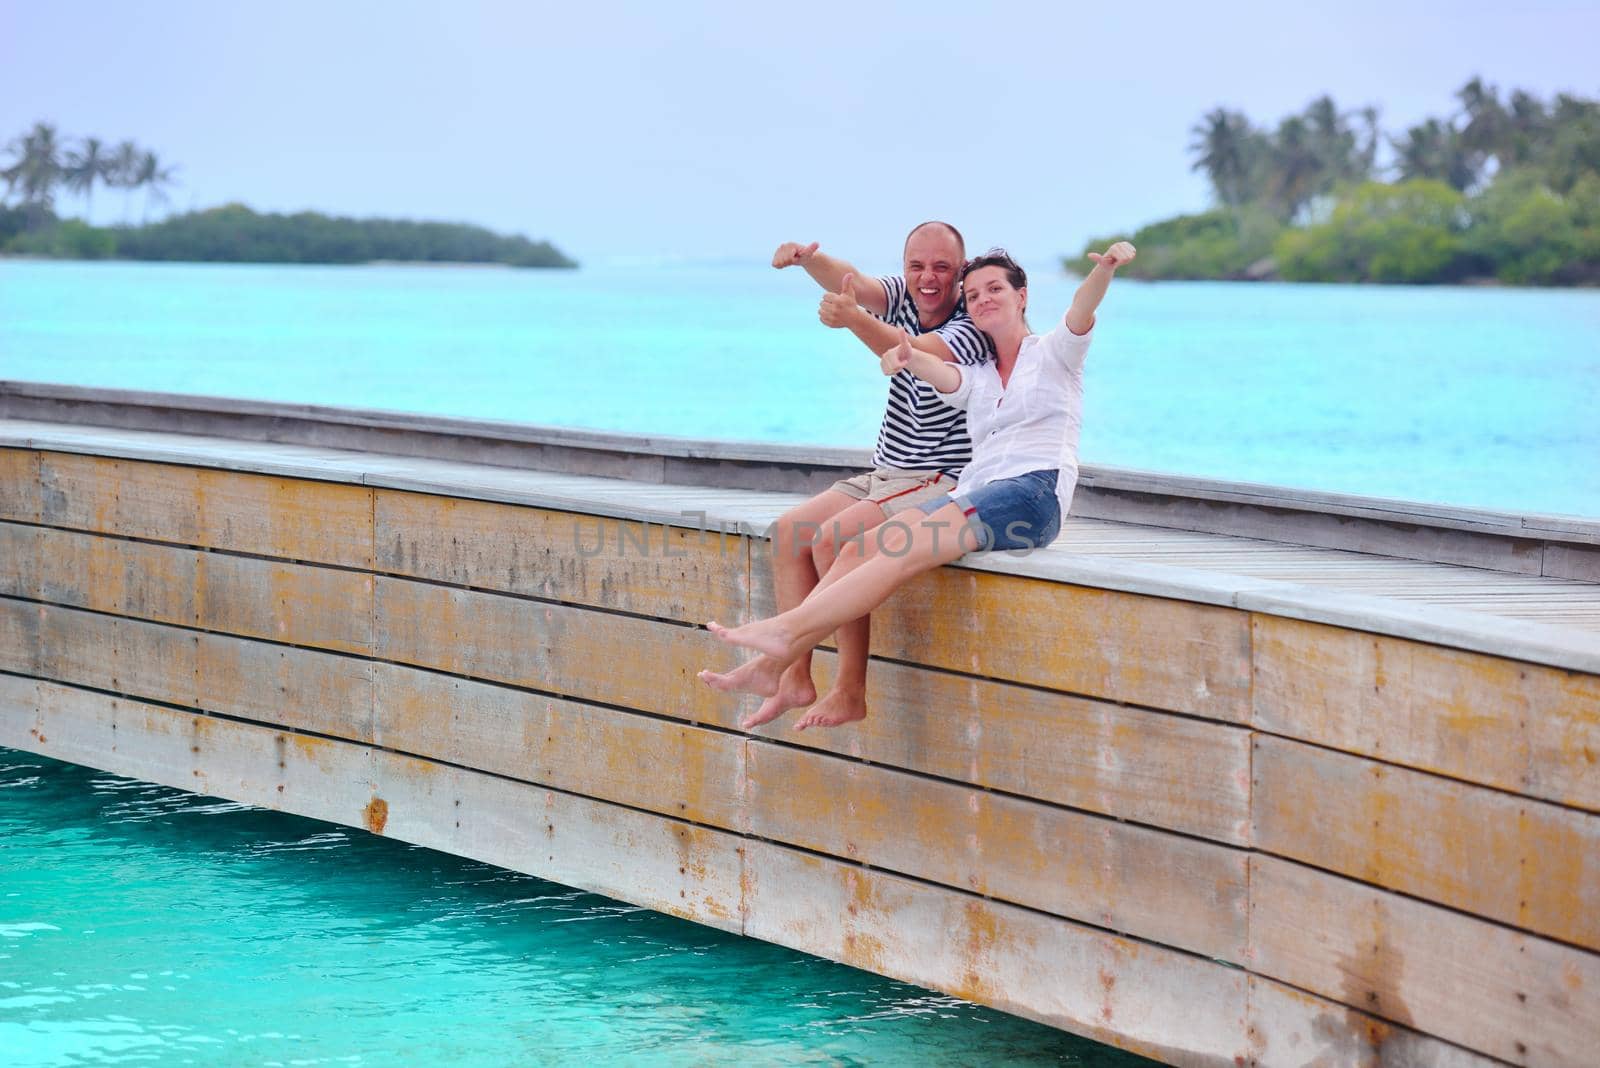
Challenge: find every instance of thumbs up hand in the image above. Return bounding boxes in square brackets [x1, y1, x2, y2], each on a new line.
[879, 329, 913, 376]
[818, 272, 861, 329]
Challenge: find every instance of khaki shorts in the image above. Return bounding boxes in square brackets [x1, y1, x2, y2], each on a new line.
[830, 467, 957, 518]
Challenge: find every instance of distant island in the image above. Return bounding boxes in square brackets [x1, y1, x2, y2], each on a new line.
[1072, 79, 1598, 286]
[1, 123, 576, 269]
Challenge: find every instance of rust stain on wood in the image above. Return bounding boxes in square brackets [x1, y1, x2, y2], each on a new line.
[364, 797, 389, 834]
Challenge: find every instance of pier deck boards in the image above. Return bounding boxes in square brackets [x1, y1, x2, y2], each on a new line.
[3, 417, 1597, 665]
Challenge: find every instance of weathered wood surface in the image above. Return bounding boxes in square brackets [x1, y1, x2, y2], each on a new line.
[1249, 854, 1600, 1067]
[374, 490, 749, 624]
[5, 433, 1599, 670]
[745, 741, 1248, 961]
[1244, 974, 1505, 1068]
[26, 453, 377, 568]
[0, 521, 39, 599]
[0, 447, 40, 522]
[4, 522, 1256, 849]
[753, 542, 1255, 722]
[1254, 616, 1600, 814]
[722, 648, 1254, 845]
[1253, 734, 1600, 950]
[740, 840, 1249, 1067]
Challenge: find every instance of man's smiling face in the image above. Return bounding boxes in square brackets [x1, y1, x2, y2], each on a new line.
[902, 225, 964, 328]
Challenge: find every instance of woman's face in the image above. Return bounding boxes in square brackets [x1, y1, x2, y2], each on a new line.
[962, 265, 1026, 333]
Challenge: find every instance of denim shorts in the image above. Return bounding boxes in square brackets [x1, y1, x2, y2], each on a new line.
[915, 469, 1061, 553]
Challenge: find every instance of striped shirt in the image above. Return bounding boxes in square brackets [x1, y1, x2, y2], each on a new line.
[871, 275, 993, 474]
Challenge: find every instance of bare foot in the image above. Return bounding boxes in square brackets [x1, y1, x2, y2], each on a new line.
[696, 653, 786, 698]
[706, 618, 794, 661]
[794, 688, 867, 731]
[739, 663, 818, 731]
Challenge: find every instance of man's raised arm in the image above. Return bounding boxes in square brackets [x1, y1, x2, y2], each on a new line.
[818, 273, 962, 363]
[772, 241, 890, 318]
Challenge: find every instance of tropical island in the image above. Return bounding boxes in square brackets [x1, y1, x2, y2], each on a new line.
[0, 123, 577, 269]
[1074, 79, 1599, 286]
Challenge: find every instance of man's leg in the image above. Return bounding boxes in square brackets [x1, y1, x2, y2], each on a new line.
[709, 502, 970, 667]
[698, 488, 856, 709]
[789, 499, 893, 730]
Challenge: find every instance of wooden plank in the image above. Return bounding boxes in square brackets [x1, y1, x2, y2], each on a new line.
[0, 597, 40, 674]
[196, 468, 374, 569]
[1545, 544, 1600, 583]
[37, 527, 197, 625]
[1249, 854, 1600, 1067]
[370, 662, 746, 827]
[36, 454, 376, 568]
[706, 649, 1253, 845]
[742, 839, 1249, 1067]
[1252, 615, 1600, 814]
[1253, 734, 1600, 951]
[1246, 974, 1505, 1068]
[39, 452, 204, 544]
[745, 742, 1248, 962]
[373, 576, 726, 724]
[197, 553, 374, 655]
[369, 749, 744, 932]
[0, 447, 41, 523]
[0, 522, 39, 599]
[0, 673, 40, 750]
[32, 606, 199, 708]
[197, 634, 373, 743]
[374, 490, 748, 623]
[23, 681, 375, 827]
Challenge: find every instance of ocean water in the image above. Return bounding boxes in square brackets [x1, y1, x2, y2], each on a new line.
[2, 259, 1598, 517]
[0, 750, 1153, 1067]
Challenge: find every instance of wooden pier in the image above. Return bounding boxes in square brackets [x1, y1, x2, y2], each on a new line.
[1, 382, 1597, 1067]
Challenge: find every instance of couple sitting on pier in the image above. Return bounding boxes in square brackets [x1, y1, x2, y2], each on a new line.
[699, 222, 1135, 731]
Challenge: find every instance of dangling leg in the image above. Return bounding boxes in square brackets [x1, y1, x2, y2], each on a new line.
[709, 502, 970, 666]
[698, 490, 852, 701]
[739, 499, 887, 729]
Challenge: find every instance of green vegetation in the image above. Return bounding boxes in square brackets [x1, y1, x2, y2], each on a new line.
[1074, 80, 1600, 286]
[1, 122, 576, 269]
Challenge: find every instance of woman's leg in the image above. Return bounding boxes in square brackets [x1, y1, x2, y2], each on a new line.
[708, 502, 970, 665]
[697, 489, 856, 701]
[737, 498, 889, 729]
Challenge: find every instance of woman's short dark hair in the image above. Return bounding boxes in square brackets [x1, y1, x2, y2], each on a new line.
[961, 248, 1027, 291]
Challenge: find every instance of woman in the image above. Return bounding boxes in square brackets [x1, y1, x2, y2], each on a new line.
[704, 242, 1136, 717]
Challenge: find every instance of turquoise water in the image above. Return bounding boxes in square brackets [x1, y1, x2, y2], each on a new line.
[0, 749, 1153, 1066]
[2, 260, 1598, 517]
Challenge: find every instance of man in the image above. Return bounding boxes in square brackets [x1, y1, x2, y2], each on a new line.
[699, 221, 990, 731]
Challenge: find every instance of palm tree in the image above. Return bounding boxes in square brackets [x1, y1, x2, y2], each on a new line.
[1188, 107, 1260, 207]
[1268, 116, 1325, 220]
[1456, 77, 1509, 176]
[1302, 95, 1366, 189]
[106, 140, 141, 223]
[1356, 105, 1383, 177]
[1, 122, 65, 227]
[134, 150, 178, 222]
[1504, 90, 1548, 165]
[63, 137, 109, 219]
[1391, 119, 1478, 191]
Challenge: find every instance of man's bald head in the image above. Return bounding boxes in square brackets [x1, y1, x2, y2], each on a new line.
[904, 220, 966, 260]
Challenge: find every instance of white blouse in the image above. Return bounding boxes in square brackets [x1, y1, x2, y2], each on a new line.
[937, 316, 1093, 520]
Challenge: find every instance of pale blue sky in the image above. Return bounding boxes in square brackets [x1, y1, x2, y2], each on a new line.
[3, 0, 1596, 267]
